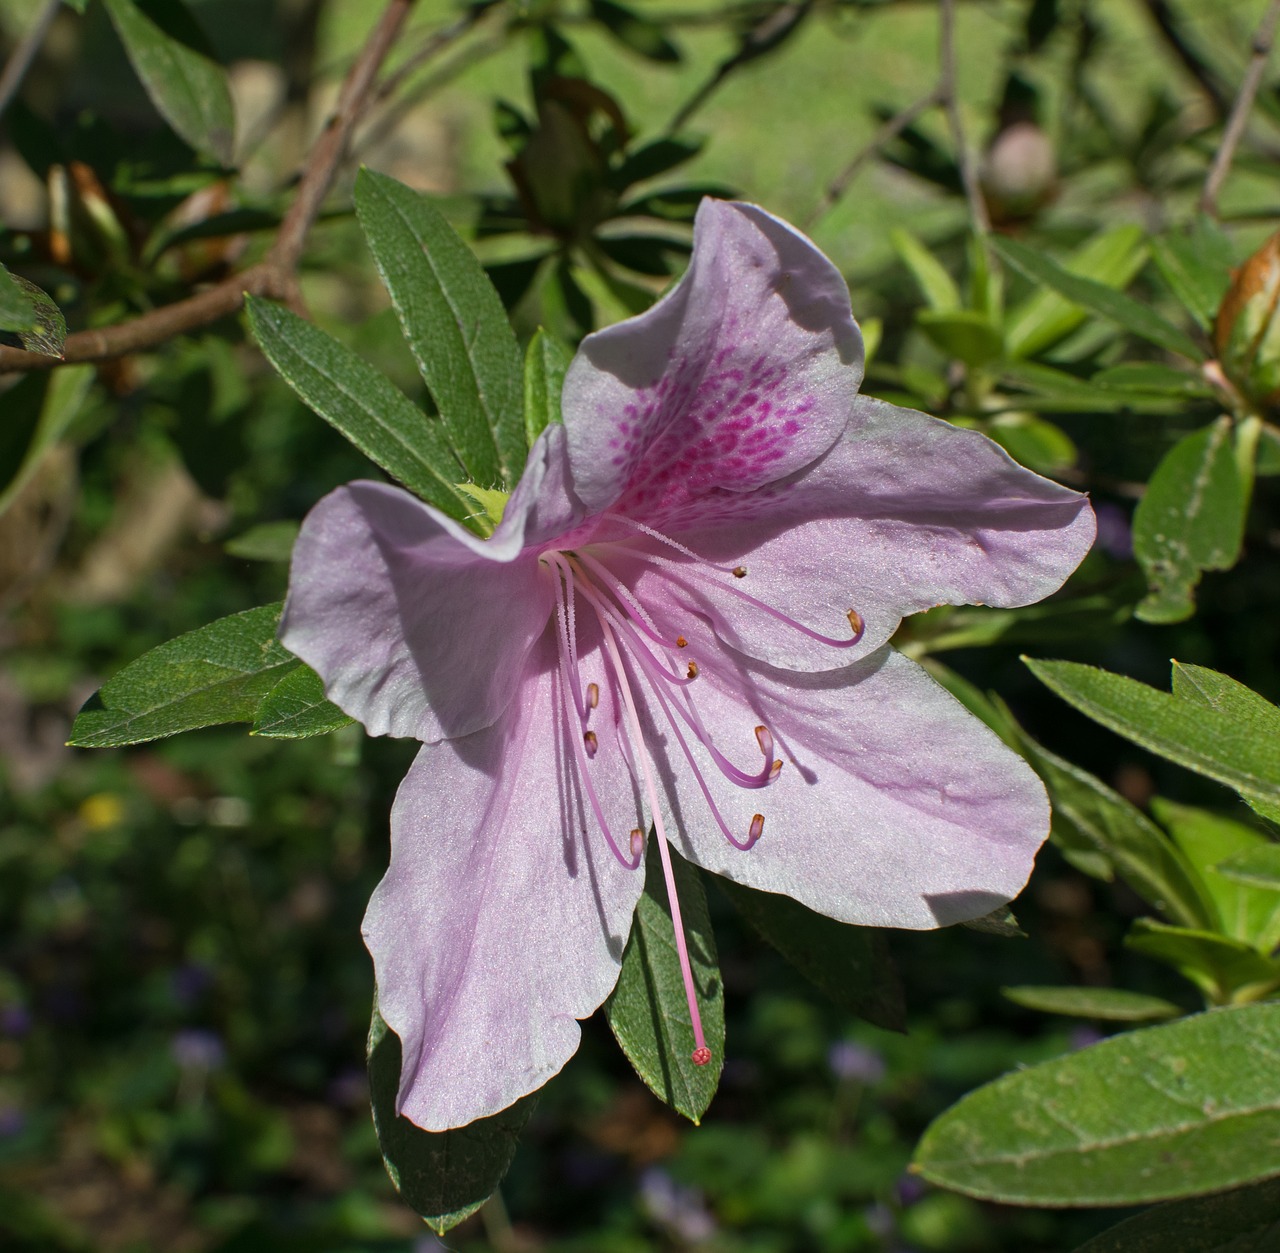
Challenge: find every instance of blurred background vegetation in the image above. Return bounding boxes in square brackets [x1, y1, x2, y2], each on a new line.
[3, 1, 1280, 1249]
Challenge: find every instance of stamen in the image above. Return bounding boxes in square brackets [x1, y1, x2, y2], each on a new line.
[586, 682, 599, 710]
[769, 759, 782, 781]
[686, 662, 699, 680]
[583, 730, 598, 758]
[630, 828, 645, 859]
[594, 611, 711, 1068]
[676, 636, 688, 648]
[747, 814, 765, 847]
[847, 608, 865, 640]
[604, 513, 750, 579]
[732, 566, 747, 579]
[754, 725, 774, 759]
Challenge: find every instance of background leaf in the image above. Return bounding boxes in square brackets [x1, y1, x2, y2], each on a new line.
[1001, 986, 1182, 1022]
[913, 1004, 1280, 1206]
[523, 327, 570, 446]
[368, 1007, 534, 1234]
[605, 843, 724, 1123]
[354, 169, 526, 487]
[69, 604, 296, 747]
[0, 366, 92, 517]
[102, 0, 235, 165]
[251, 665, 353, 739]
[0, 263, 38, 333]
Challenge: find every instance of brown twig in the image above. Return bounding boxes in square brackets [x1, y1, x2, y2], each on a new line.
[0, 0, 60, 120]
[0, 0, 418, 375]
[938, 0, 989, 235]
[1199, 0, 1280, 218]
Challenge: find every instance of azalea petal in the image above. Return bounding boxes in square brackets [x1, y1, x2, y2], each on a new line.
[365, 629, 645, 1130]
[628, 635, 1048, 928]
[620, 398, 1096, 670]
[282, 427, 578, 740]
[562, 200, 864, 528]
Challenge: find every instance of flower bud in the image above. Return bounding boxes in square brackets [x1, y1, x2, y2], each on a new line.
[980, 122, 1057, 224]
[1214, 230, 1280, 414]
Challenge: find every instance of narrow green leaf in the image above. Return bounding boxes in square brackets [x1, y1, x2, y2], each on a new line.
[523, 327, 571, 447]
[354, 169, 526, 487]
[985, 413, 1077, 474]
[1070, 1176, 1280, 1253]
[69, 604, 297, 748]
[715, 877, 905, 1032]
[917, 310, 1004, 366]
[996, 234, 1202, 361]
[1133, 418, 1245, 623]
[0, 365, 93, 517]
[1002, 986, 1182, 1022]
[1091, 362, 1213, 397]
[1149, 220, 1233, 334]
[1152, 799, 1280, 952]
[0, 263, 37, 333]
[1218, 845, 1280, 890]
[103, 0, 235, 164]
[1125, 919, 1280, 1001]
[1017, 733, 1217, 931]
[590, 0, 681, 63]
[252, 665, 353, 739]
[368, 1006, 533, 1234]
[913, 1003, 1280, 1206]
[1004, 225, 1148, 358]
[224, 520, 300, 563]
[612, 137, 703, 188]
[0, 272, 67, 358]
[605, 843, 724, 1123]
[1025, 660, 1280, 820]
[891, 228, 960, 311]
[245, 296, 474, 524]
[999, 361, 1178, 414]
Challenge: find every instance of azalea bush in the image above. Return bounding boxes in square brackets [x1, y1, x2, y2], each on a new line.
[3, 1, 1280, 1251]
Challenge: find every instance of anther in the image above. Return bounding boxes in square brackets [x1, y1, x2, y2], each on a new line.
[692, 1046, 713, 1066]
[686, 662, 699, 679]
[630, 828, 645, 859]
[754, 725, 774, 759]
[583, 731, 598, 758]
[586, 682, 599, 709]
[732, 566, 747, 579]
[676, 636, 688, 648]
[847, 608, 865, 640]
[769, 759, 782, 781]
[746, 813, 765, 847]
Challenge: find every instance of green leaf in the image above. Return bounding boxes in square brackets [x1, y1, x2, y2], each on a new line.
[960, 905, 1025, 938]
[1091, 362, 1213, 397]
[1125, 919, 1280, 1002]
[251, 665, 352, 739]
[245, 296, 474, 524]
[604, 843, 724, 1123]
[1025, 660, 1280, 821]
[1070, 1176, 1280, 1253]
[1152, 800, 1280, 952]
[891, 228, 960, 311]
[917, 310, 1004, 367]
[69, 604, 297, 748]
[523, 327, 570, 447]
[0, 264, 37, 333]
[1149, 219, 1233, 334]
[996, 234, 1202, 361]
[913, 1003, 1280, 1206]
[715, 877, 906, 1032]
[368, 1006, 533, 1234]
[1133, 418, 1245, 624]
[0, 272, 67, 358]
[985, 412, 1077, 474]
[1217, 844, 1280, 891]
[1004, 225, 1149, 358]
[612, 137, 703, 188]
[1002, 986, 1182, 1022]
[354, 169, 525, 488]
[590, 0, 681, 63]
[102, 0, 235, 165]
[1171, 662, 1280, 738]
[999, 361, 1177, 414]
[223, 520, 300, 563]
[0, 366, 93, 517]
[1017, 733, 1217, 930]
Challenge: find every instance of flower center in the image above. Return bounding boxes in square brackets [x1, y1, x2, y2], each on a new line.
[540, 528, 864, 1068]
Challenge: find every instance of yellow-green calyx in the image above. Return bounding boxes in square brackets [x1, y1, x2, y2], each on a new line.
[456, 483, 510, 536]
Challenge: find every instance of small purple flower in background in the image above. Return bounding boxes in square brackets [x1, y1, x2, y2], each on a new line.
[169, 962, 214, 1009]
[640, 1166, 718, 1244]
[0, 1005, 32, 1037]
[1068, 1024, 1105, 1051]
[283, 201, 1095, 1131]
[828, 1038, 886, 1084]
[170, 1028, 226, 1072]
[0, 1107, 27, 1139]
[1092, 500, 1133, 560]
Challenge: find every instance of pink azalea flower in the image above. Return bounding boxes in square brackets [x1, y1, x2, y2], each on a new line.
[282, 201, 1095, 1131]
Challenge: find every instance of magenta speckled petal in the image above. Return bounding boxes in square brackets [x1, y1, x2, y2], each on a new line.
[615, 398, 1096, 670]
[636, 638, 1048, 928]
[281, 427, 578, 741]
[364, 629, 645, 1131]
[562, 200, 863, 528]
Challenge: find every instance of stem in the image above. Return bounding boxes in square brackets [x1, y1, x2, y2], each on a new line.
[0, 0, 59, 121]
[1199, 0, 1280, 218]
[0, 0, 420, 375]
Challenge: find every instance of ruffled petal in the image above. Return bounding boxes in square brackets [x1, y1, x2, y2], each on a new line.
[364, 628, 646, 1131]
[613, 398, 1095, 670]
[562, 200, 864, 529]
[629, 634, 1048, 928]
[282, 426, 580, 741]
